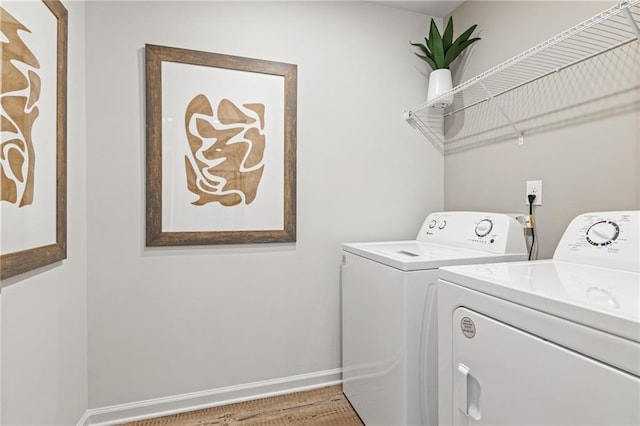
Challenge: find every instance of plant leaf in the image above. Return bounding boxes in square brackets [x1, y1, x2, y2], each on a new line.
[452, 24, 478, 45]
[425, 36, 433, 57]
[442, 17, 454, 52]
[459, 37, 481, 49]
[410, 41, 431, 57]
[415, 53, 437, 70]
[429, 19, 445, 68]
[429, 18, 442, 38]
[427, 19, 439, 55]
[443, 37, 481, 68]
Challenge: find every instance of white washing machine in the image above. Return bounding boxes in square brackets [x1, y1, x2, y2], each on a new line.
[341, 211, 528, 426]
[438, 211, 640, 426]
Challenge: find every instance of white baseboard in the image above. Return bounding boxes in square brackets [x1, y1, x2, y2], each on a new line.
[82, 368, 342, 426]
[77, 410, 91, 426]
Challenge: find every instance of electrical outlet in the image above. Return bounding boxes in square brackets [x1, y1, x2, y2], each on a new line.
[526, 180, 542, 205]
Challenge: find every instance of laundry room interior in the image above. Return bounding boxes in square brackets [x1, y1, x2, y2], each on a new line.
[0, 0, 638, 425]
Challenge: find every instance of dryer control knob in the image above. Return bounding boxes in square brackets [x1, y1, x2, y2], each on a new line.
[475, 219, 493, 237]
[586, 220, 620, 246]
[439, 220, 447, 230]
[429, 220, 437, 229]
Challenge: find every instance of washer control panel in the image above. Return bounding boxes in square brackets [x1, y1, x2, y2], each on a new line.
[586, 220, 620, 246]
[417, 211, 527, 255]
[554, 211, 639, 273]
[475, 219, 493, 237]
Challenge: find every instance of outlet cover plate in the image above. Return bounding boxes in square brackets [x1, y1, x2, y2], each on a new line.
[526, 180, 542, 205]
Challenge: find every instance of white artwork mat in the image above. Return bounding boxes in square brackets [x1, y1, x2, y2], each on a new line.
[161, 61, 285, 232]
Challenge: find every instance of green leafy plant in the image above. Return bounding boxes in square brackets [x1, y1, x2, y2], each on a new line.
[410, 17, 481, 71]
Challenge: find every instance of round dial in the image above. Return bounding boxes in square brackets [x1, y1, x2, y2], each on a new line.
[475, 219, 493, 237]
[428, 220, 437, 229]
[586, 220, 619, 246]
[438, 220, 447, 230]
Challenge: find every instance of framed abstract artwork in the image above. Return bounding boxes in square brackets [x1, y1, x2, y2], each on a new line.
[145, 44, 297, 246]
[0, 0, 67, 280]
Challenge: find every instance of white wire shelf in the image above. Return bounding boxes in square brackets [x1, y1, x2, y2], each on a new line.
[405, 0, 640, 155]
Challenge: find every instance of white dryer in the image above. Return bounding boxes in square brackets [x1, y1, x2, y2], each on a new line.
[341, 211, 528, 426]
[438, 211, 640, 426]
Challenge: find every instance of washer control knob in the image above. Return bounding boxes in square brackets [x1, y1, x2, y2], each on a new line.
[428, 220, 437, 229]
[438, 220, 447, 230]
[586, 220, 619, 246]
[475, 219, 493, 237]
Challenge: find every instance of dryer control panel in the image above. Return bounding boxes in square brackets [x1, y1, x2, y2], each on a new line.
[554, 211, 639, 273]
[416, 211, 527, 255]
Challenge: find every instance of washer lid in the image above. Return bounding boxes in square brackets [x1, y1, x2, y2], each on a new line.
[343, 241, 527, 271]
[439, 260, 640, 343]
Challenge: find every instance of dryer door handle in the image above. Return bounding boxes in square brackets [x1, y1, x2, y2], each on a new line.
[455, 363, 482, 420]
[455, 364, 470, 416]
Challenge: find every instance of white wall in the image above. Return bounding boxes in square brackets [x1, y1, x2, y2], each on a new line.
[1, 1, 88, 424]
[444, 1, 639, 258]
[86, 1, 442, 411]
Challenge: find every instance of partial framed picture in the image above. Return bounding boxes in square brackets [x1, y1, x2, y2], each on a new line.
[0, 0, 67, 280]
[145, 44, 297, 246]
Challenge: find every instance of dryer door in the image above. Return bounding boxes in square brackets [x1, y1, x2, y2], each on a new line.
[451, 307, 640, 426]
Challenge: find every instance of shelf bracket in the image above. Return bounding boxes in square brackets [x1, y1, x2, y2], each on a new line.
[623, 4, 640, 40]
[479, 81, 524, 145]
[403, 110, 445, 153]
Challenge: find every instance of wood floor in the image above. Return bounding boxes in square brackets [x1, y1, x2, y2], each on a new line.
[120, 385, 364, 425]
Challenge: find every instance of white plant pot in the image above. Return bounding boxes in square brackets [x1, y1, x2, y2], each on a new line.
[427, 68, 453, 108]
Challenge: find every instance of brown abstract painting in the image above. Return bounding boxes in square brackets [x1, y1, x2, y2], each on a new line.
[0, 6, 40, 207]
[184, 95, 265, 207]
[145, 44, 296, 246]
[0, 0, 67, 281]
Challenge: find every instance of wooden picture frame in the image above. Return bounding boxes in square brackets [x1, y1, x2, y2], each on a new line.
[0, 0, 67, 280]
[145, 44, 297, 246]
